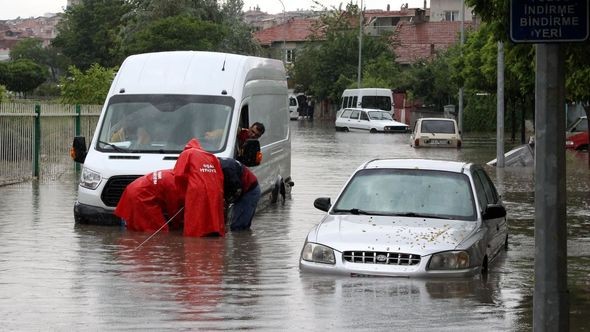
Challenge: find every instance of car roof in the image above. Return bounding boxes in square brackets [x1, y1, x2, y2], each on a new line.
[360, 158, 471, 174]
[343, 108, 389, 112]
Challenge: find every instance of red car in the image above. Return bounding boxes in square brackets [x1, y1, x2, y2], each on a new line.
[565, 131, 589, 150]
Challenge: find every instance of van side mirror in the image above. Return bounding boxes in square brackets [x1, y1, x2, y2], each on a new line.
[313, 197, 331, 212]
[238, 139, 262, 167]
[70, 136, 87, 164]
[482, 204, 506, 220]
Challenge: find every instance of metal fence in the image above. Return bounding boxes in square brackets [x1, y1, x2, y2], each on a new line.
[0, 102, 102, 185]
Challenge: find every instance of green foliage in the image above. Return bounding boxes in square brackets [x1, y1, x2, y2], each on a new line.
[10, 38, 46, 63]
[123, 15, 226, 54]
[397, 48, 460, 111]
[291, 3, 397, 102]
[52, 0, 131, 70]
[463, 92, 497, 132]
[59, 64, 116, 105]
[0, 59, 48, 97]
[0, 84, 8, 102]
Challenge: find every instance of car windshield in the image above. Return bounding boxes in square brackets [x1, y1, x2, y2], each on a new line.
[96, 94, 234, 153]
[332, 169, 476, 221]
[361, 96, 391, 111]
[421, 120, 456, 134]
[368, 111, 393, 121]
[566, 117, 588, 132]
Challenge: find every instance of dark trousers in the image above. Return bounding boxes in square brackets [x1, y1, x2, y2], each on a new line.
[230, 183, 261, 231]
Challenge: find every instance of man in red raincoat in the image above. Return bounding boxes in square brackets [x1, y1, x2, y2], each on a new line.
[115, 169, 184, 232]
[174, 138, 225, 237]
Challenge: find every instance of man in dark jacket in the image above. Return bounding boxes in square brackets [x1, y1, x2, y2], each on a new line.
[218, 157, 261, 231]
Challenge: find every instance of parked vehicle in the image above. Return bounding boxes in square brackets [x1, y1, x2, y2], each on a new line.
[565, 131, 589, 150]
[410, 117, 462, 148]
[299, 158, 508, 278]
[70, 51, 293, 225]
[289, 94, 299, 120]
[335, 108, 409, 133]
[339, 88, 394, 115]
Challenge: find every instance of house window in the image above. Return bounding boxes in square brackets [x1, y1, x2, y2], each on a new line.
[286, 49, 296, 63]
[444, 11, 460, 21]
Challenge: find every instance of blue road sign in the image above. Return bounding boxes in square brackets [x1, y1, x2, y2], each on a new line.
[510, 0, 589, 43]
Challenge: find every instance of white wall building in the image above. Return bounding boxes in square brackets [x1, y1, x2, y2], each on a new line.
[430, 0, 474, 22]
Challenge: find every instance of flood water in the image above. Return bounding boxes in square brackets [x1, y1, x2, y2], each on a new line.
[1, 120, 589, 331]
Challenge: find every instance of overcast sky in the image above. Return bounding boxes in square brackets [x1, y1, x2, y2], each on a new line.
[0, 0, 430, 20]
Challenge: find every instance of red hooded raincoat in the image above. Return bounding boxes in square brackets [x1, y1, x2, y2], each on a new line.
[174, 139, 225, 237]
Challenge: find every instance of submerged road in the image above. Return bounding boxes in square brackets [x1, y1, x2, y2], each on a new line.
[0, 119, 589, 331]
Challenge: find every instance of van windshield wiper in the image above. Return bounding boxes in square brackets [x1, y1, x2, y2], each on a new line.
[97, 140, 130, 152]
[333, 208, 378, 215]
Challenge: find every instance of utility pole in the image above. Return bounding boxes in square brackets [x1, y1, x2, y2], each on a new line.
[458, 0, 465, 133]
[278, 0, 286, 64]
[496, 41, 505, 167]
[357, 0, 363, 90]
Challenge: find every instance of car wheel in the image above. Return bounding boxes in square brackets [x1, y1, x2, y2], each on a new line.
[370, 128, 377, 133]
[343, 127, 349, 132]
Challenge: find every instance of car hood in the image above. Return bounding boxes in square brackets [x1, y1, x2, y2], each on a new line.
[309, 215, 477, 255]
[373, 119, 408, 127]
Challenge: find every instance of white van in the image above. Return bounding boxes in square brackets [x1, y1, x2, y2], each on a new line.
[71, 51, 293, 225]
[339, 88, 394, 115]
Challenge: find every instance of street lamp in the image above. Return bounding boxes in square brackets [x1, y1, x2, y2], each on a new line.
[278, 0, 286, 64]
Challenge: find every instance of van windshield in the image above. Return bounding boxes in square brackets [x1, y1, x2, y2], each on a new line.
[96, 94, 235, 153]
[361, 96, 391, 111]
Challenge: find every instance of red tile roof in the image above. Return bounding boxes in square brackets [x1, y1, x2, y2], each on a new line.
[254, 18, 322, 46]
[393, 21, 473, 64]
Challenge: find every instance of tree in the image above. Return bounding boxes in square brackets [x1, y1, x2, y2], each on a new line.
[123, 15, 227, 54]
[59, 64, 116, 105]
[52, 0, 131, 69]
[1, 59, 48, 98]
[10, 37, 70, 83]
[9, 38, 46, 63]
[292, 3, 396, 103]
[121, 0, 258, 56]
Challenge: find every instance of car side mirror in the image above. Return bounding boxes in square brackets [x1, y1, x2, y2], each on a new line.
[70, 136, 87, 164]
[313, 197, 331, 212]
[238, 139, 262, 167]
[482, 204, 506, 220]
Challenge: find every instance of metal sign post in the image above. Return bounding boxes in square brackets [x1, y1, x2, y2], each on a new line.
[510, 1, 588, 330]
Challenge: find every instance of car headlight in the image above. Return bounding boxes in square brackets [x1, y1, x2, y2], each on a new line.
[301, 242, 335, 264]
[428, 251, 470, 270]
[79, 167, 102, 190]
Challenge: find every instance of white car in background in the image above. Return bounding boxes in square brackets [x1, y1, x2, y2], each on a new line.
[335, 108, 409, 133]
[410, 117, 462, 148]
[299, 158, 508, 278]
[289, 94, 299, 120]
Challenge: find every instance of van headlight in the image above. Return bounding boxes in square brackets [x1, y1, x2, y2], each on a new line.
[301, 242, 335, 264]
[428, 251, 470, 270]
[79, 167, 102, 190]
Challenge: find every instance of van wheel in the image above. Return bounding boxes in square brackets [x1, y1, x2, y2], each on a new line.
[343, 127, 349, 132]
[270, 177, 284, 204]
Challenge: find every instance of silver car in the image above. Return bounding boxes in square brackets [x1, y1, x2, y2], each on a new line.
[299, 158, 508, 278]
